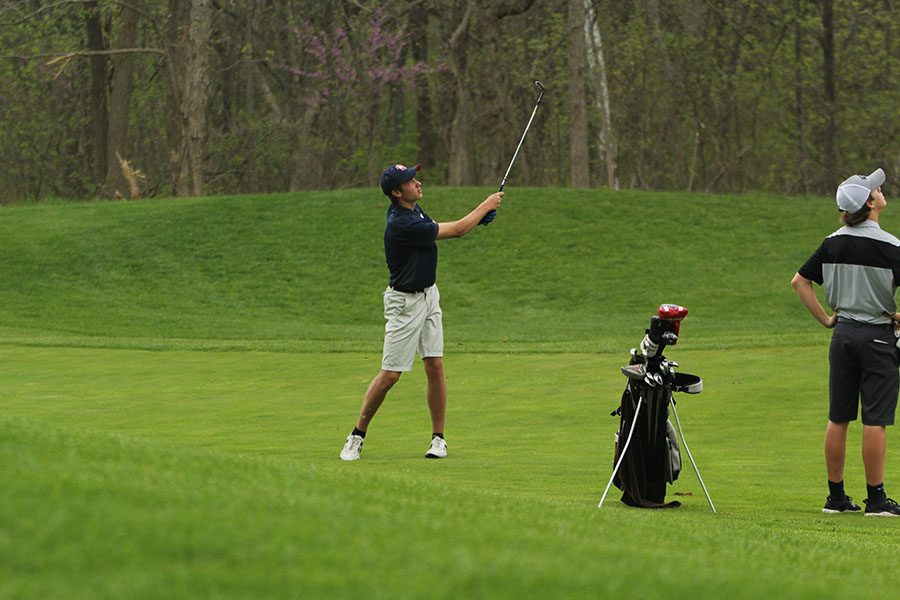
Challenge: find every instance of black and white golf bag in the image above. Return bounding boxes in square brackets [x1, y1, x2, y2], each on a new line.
[599, 304, 715, 511]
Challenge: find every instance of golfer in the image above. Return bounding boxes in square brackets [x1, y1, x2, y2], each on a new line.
[340, 163, 503, 461]
[792, 167, 900, 516]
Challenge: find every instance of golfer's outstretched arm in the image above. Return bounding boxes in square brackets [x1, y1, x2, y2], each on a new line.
[436, 192, 503, 239]
[791, 273, 837, 328]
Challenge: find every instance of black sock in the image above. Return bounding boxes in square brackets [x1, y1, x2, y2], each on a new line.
[352, 427, 366, 438]
[432, 432, 444, 439]
[828, 480, 846, 499]
[867, 482, 886, 504]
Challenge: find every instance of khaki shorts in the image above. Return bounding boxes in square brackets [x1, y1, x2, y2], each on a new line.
[381, 284, 443, 372]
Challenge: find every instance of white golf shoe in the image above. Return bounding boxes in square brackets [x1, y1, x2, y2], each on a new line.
[340, 434, 364, 461]
[425, 436, 447, 459]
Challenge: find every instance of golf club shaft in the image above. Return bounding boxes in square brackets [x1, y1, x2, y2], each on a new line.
[499, 104, 540, 191]
[499, 82, 545, 192]
[598, 393, 643, 509]
[670, 401, 717, 513]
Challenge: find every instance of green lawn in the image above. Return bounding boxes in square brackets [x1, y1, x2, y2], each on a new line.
[2, 189, 900, 598]
[0, 187, 851, 351]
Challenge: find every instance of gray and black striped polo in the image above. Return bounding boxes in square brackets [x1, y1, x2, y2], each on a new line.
[799, 220, 900, 324]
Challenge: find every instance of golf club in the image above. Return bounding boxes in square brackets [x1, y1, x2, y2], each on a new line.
[500, 80, 545, 192]
[480, 80, 546, 225]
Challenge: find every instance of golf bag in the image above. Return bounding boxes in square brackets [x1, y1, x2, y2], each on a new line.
[607, 304, 703, 509]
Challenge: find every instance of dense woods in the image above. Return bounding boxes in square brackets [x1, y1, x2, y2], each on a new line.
[0, 0, 896, 202]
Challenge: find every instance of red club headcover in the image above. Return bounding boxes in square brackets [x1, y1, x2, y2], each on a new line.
[657, 304, 688, 336]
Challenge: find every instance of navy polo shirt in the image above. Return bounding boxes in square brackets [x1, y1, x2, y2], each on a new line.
[384, 203, 439, 292]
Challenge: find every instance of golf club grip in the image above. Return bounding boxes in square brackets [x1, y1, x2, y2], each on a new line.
[480, 181, 502, 224]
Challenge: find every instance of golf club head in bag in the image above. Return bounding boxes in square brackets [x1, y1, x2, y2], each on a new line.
[640, 304, 688, 357]
[657, 303, 688, 337]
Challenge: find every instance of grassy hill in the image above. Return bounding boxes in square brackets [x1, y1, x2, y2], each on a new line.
[0, 187, 850, 351]
[3, 188, 900, 598]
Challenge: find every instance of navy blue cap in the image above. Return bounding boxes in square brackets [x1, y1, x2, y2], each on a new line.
[380, 163, 420, 198]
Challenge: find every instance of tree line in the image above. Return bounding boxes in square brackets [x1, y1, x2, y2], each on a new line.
[0, 0, 896, 203]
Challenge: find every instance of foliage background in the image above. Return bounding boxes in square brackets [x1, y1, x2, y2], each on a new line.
[0, 0, 897, 203]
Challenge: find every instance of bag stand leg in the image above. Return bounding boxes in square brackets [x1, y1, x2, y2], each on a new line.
[598, 395, 643, 509]
[670, 401, 716, 513]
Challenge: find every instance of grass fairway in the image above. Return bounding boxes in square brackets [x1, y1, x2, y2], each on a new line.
[2, 188, 900, 597]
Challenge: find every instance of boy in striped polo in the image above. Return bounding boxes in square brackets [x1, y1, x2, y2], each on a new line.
[792, 167, 900, 516]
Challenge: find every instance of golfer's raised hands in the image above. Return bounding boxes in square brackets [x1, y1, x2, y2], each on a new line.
[478, 192, 503, 225]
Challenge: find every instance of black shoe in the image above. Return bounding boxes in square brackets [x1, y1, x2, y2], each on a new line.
[864, 497, 900, 517]
[822, 495, 861, 513]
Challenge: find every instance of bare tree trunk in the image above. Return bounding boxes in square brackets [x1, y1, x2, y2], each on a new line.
[820, 0, 837, 184]
[447, 1, 474, 186]
[363, 83, 380, 187]
[83, 1, 108, 188]
[478, 9, 504, 186]
[481, 1, 538, 186]
[645, 0, 674, 79]
[105, 1, 139, 197]
[166, 0, 190, 195]
[183, 0, 212, 196]
[793, 0, 808, 194]
[584, 0, 618, 189]
[165, 0, 211, 197]
[410, 3, 436, 169]
[448, 85, 473, 185]
[387, 38, 409, 129]
[568, 0, 589, 188]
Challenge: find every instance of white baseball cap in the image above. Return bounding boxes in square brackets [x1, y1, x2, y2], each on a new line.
[836, 168, 885, 213]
